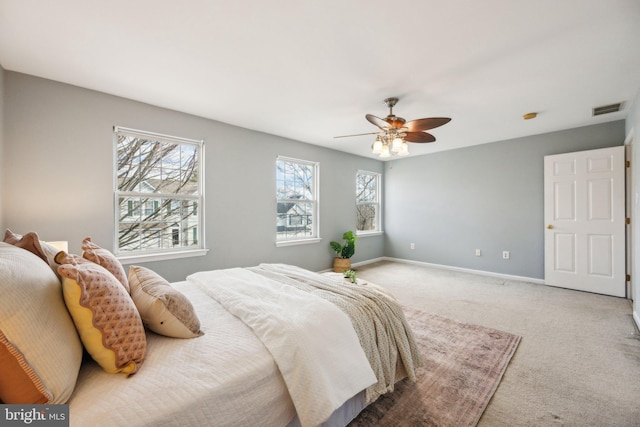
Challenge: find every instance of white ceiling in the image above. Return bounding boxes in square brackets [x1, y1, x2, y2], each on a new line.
[1, 0, 639, 160]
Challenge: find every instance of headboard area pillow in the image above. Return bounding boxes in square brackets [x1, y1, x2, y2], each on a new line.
[0, 242, 83, 404]
[3, 229, 62, 277]
[56, 252, 146, 376]
[129, 265, 204, 338]
[81, 237, 130, 294]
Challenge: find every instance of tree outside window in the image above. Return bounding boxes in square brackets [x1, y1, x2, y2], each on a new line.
[115, 127, 204, 257]
[356, 171, 381, 233]
[276, 157, 319, 242]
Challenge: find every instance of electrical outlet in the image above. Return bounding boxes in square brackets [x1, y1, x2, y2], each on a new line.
[502, 251, 510, 259]
[475, 249, 481, 256]
[410, 243, 415, 250]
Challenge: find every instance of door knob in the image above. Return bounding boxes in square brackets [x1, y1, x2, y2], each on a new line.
[547, 224, 554, 229]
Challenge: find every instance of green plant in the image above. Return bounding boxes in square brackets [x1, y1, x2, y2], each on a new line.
[330, 230, 358, 259]
[343, 269, 357, 283]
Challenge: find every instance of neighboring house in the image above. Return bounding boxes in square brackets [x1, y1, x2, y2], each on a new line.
[118, 179, 199, 252]
[277, 195, 312, 236]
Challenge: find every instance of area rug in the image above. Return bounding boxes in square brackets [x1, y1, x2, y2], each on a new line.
[349, 306, 521, 427]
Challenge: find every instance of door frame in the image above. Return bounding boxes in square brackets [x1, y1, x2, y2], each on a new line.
[625, 140, 634, 301]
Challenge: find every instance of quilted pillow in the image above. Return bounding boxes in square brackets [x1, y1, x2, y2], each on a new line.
[129, 266, 203, 338]
[0, 243, 83, 404]
[81, 237, 129, 294]
[57, 252, 146, 376]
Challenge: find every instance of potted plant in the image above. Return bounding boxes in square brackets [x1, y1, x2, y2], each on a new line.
[330, 230, 358, 272]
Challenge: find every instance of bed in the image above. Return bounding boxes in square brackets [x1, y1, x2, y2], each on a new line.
[0, 234, 422, 427]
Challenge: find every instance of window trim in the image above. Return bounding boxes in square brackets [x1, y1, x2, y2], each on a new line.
[275, 155, 320, 246]
[356, 170, 383, 235]
[113, 126, 207, 261]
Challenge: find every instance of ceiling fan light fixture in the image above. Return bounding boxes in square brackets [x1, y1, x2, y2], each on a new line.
[397, 142, 410, 157]
[391, 137, 404, 152]
[372, 137, 383, 154]
[339, 97, 451, 158]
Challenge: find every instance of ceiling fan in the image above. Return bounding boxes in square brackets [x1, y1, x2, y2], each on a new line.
[335, 97, 451, 157]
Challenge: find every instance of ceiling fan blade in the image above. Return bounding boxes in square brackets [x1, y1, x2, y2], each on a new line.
[405, 117, 451, 132]
[333, 132, 380, 139]
[366, 114, 390, 130]
[404, 131, 436, 143]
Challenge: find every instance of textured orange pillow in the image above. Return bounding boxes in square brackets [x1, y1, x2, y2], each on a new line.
[81, 237, 130, 294]
[57, 252, 146, 376]
[0, 332, 48, 404]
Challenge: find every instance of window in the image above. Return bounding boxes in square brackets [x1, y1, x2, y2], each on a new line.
[114, 126, 205, 261]
[276, 156, 320, 245]
[356, 170, 382, 233]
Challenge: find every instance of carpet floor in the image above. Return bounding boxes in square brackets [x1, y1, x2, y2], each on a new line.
[354, 261, 640, 426]
[349, 306, 520, 427]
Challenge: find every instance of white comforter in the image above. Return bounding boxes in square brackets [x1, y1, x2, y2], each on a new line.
[187, 268, 377, 427]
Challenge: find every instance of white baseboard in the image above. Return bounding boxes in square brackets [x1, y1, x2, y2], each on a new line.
[634, 310, 640, 332]
[318, 257, 386, 274]
[350, 257, 387, 269]
[356, 256, 546, 285]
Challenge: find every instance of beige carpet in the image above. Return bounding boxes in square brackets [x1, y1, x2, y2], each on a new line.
[354, 261, 640, 426]
[349, 306, 520, 427]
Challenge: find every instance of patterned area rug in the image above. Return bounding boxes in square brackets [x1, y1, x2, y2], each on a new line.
[349, 306, 521, 427]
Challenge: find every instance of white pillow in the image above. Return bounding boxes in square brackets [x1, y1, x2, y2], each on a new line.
[0, 243, 83, 403]
[129, 266, 203, 339]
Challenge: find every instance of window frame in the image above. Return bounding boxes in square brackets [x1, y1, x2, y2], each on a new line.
[113, 126, 208, 263]
[356, 170, 383, 236]
[275, 156, 321, 247]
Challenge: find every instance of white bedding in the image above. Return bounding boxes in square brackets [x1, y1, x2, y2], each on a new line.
[68, 280, 296, 427]
[187, 268, 377, 427]
[68, 266, 416, 427]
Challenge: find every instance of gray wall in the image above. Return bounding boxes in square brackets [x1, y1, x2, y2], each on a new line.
[1, 70, 630, 284]
[2, 72, 383, 281]
[384, 121, 625, 280]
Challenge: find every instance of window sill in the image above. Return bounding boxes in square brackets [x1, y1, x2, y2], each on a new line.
[356, 231, 384, 237]
[117, 248, 209, 264]
[275, 237, 323, 247]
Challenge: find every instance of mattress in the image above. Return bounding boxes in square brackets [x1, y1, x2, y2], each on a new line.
[68, 280, 296, 427]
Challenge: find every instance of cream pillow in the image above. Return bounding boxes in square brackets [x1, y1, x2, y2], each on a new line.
[129, 266, 203, 338]
[81, 237, 130, 294]
[0, 243, 83, 404]
[57, 252, 146, 376]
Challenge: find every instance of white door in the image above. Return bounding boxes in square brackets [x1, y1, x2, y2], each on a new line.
[544, 146, 625, 297]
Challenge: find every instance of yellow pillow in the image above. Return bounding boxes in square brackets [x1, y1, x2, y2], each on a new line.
[57, 253, 146, 376]
[129, 266, 203, 338]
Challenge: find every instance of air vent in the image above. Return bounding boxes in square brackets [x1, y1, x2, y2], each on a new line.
[592, 102, 623, 116]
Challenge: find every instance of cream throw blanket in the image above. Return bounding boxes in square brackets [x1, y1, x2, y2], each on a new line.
[187, 267, 377, 427]
[248, 264, 423, 403]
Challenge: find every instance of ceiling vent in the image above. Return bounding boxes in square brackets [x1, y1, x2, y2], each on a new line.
[592, 102, 623, 116]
